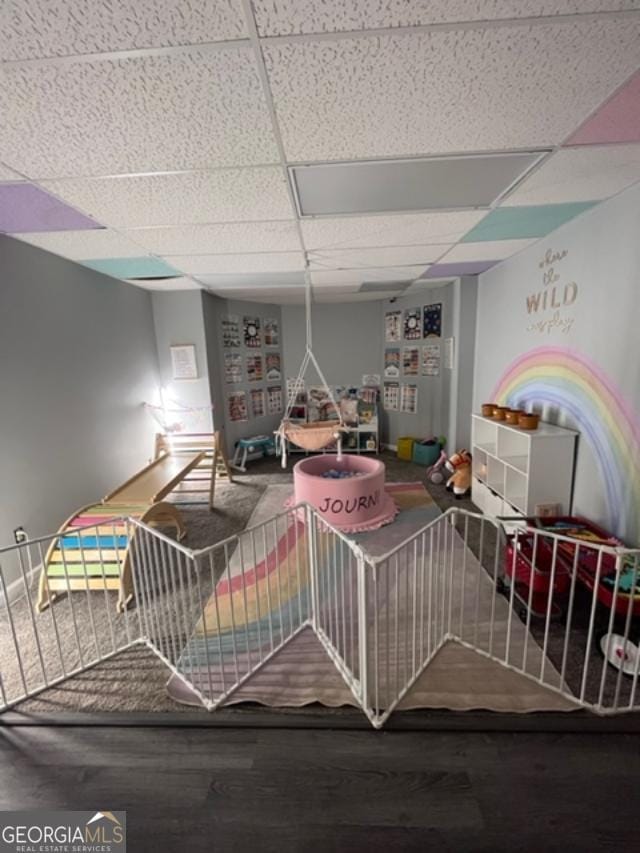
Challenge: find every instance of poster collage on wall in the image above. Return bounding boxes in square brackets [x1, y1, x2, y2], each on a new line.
[383, 303, 442, 413]
[223, 314, 283, 423]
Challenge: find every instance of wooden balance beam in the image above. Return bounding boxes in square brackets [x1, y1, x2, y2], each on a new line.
[37, 451, 204, 614]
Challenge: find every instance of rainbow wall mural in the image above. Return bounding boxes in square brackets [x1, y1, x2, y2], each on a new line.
[491, 346, 640, 540]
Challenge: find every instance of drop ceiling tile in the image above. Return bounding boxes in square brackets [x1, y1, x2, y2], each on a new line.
[308, 245, 450, 269]
[42, 168, 293, 228]
[422, 260, 500, 278]
[310, 265, 427, 285]
[12, 228, 148, 259]
[301, 211, 487, 251]
[462, 202, 597, 240]
[505, 144, 640, 205]
[0, 184, 99, 232]
[566, 70, 640, 145]
[165, 252, 305, 274]
[0, 163, 23, 181]
[81, 256, 179, 278]
[0, 47, 278, 179]
[125, 276, 201, 292]
[254, 0, 640, 36]
[126, 221, 301, 255]
[315, 290, 402, 303]
[0, 1, 247, 60]
[264, 20, 640, 161]
[441, 240, 536, 262]
[195, 271, 305, 288]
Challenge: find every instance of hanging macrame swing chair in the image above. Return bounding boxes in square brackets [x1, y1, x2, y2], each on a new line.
[276, 267, 348, 468]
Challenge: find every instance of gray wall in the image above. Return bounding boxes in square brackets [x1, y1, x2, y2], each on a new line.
[282, 301, 382, 387]
[380, 284, 455, 448]
[449, 276, 478, 451]
[151, 290, 214, 433]
[0, 235, 160, 562]
[205, 296, 283, 455]
[473, 182, 640, 543]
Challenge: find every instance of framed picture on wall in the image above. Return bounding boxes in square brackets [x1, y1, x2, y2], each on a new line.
[400, 383, 418, 414]
[385, 310, 402, 342]
[422, 343, 440, 376]
[243, 316, 261, 348]
[423, 303, 442, 338]
[246, 354, 263, 382]
[403, 308, 422, 340]
[224, 352, 243, 384]
[265, 352, 282, 381]
[264, 318, 279, 347]
[250, 388, 266, 418]
[170, 344, 198, 380]
[383, 382, 399, 411]
[402, 346, 419, 376]
[267, 386, 283, 414]
[221, 315, 241, 348]
[228, 391, 248, 423]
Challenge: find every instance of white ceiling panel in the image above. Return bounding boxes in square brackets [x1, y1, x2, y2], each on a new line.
[254, 0, 640, 36]
[0, 1, 247, 61]
[194, 272, 305, 288]
[11, 229, 149, 259]
[440, 239, 536, 262]
[503, 143, 640, 206]
[0, 47, 278, 179]
[125, 221, 301, 255]
[201, 287, 305, 304]
[125, 276, 201, 291]
[309, 246, 449, 269]
[315, 290, 403, 303]
[264, 20, 640, 161]
[42, 168, 293, 228]
[166, 252, 305, 274]
[0, 162, 23, 180]
[310, 265, 427, 285]
[301, 211, 487, 251]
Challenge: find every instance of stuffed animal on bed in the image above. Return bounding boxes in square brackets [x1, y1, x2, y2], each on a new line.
[445, 449, 472, 498]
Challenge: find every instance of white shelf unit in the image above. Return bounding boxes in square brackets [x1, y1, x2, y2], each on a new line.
[471, 414, 577, 519]
[286, 415, 380, 455]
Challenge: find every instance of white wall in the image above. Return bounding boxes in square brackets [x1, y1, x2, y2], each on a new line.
[0, 236, 160, 555]
[473, 183, 640, 543]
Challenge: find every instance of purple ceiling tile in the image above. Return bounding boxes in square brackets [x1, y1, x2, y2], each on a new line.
[0, 183, 100, 233]
[566, 71, 640, 146]
[422, 261, 499, 278]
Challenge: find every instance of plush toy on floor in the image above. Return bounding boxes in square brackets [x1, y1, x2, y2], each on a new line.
[426, 448, 449, 485]
[445, 449, 472, 498]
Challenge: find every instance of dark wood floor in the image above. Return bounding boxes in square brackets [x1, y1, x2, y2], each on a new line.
[1, 725, 639, 852]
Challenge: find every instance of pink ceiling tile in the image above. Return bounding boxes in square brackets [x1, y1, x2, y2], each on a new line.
[566, 71, 640, 145]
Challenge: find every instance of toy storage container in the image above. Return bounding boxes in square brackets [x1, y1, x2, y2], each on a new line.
[412, 440, 441, 467]
[397, 437, 415, 461]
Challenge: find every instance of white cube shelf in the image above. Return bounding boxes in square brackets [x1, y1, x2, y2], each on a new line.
[471, 414, 577, 518]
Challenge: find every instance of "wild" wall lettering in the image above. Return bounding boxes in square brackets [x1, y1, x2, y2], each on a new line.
[318, 491, 380, 514]
[526, 247, 577, 335]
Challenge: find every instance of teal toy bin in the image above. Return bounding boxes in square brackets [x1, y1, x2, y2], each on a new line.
[412, 441, 441, 467]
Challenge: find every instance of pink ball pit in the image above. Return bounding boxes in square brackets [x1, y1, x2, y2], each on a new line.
[291, 454, 398, 533]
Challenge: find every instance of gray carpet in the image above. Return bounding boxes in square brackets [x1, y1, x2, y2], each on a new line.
[0, 452, 627, 714]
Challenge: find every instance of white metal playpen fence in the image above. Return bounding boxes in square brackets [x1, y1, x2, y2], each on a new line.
[1, 506, 639, 727]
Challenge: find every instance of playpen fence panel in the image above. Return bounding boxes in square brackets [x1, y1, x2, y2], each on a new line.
[0, 519, 140, 712]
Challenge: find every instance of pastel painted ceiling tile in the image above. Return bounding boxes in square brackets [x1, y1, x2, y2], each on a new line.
[0, 184, 100, 233]
[461, 203, 598, 242]
[566, 70, 640, 145]
[81, 256, 179, 279]
[441, 239, 536, 263]
[504, 143, 640, 205]
[422, 261, 500, 278]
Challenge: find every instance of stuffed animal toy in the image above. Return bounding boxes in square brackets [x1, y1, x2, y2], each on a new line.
[445, 449, 472, 498]
[426, 448, 448, 484]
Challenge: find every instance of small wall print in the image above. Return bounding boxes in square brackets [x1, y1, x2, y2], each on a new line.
[403, 308, 422, 340]
[250, 388, 266, 418]
[264, 318, 280, 347]
[265, 352, 282, 381]
[400, 383, 418, 414]
[384, 348, 400, 378]
[422, 343, 440, 376]
[243, 316, 261, 348]
[222, 315, 241, 348]
[246, 354, 263, 382]
[383, 382, 399, 411]
[267, 385, 283, 414]
[224, 352, 243, 384]
[228, 390, 248, 423]
[403, 346, 419, 376]
[170, 344, 198, 380]
[423, 303, 442, 338]
[385, 310, 402, 342]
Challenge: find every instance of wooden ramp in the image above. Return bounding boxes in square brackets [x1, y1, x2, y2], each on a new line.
[154, 432, 233, 509]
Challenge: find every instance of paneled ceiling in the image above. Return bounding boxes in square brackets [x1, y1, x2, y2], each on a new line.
[1, 0, 639, 303]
